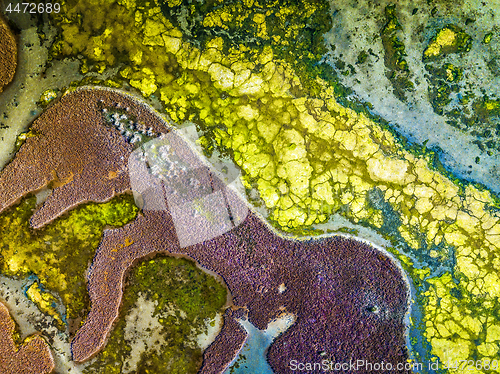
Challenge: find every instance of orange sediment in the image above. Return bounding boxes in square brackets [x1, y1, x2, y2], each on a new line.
[0, 15, 16, 92]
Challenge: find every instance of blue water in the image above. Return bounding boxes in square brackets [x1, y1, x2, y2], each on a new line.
[224, 319, 275, 374]
[224, 315, 295, 374]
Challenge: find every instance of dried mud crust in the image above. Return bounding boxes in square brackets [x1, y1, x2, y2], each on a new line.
[0, 302, 54, 374]
[0, 15, 16, 93]
[0, 88, 410, 374]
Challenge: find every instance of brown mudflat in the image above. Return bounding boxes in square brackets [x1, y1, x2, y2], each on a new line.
[0, 15, 16, 93]
[0, 302, 54, 374]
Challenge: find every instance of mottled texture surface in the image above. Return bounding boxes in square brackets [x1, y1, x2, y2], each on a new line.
[82, 256, 227, 374]
[0, 88, 410, 372]
[0, 302, 54, 374]
[75, 202, 410, 373]
[199, 308, 248, 374]
[0, 15, 16, 93]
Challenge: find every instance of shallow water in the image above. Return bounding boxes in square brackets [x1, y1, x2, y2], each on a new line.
[225, 314, 296, 374]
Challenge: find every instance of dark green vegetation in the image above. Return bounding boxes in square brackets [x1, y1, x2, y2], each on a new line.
[423, 25, 470, 117]
[160, 0, 335, 95]
[426, 63, 462, 115]
[423, 24, 472, 62]
[0, 194, 138, 322]
[423, 24, 500, 154]
[84, 256, 227, 374]
[380, 5, 414, 102]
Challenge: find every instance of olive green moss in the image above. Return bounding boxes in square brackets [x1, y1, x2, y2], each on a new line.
[380, 5, 414, 102]
[487, 57, 500, 76]
[84, 256, 227, 374]
[0, 194, 138, 321]
[14, 129, 38, 153]
[483, 32, 493, 45]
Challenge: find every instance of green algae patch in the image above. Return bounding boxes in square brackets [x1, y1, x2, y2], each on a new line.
[84, 256, 227, 374]
[14, 129, 38, 153]
[426, 63, 463, 115]
[423, 25, 472, 61]
[424, 60, 500, 153]
[380, 5, 414, 102]
[159, 0, 334, 95]
[0, 194, 138, 322]
[483, 32, 493, 45]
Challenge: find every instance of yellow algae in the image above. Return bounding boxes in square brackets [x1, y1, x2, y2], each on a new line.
[273, 129, 307, 163]
[0, 195, 138, 321]
[26, 282, 65, 327]
[424, 28, 458, 59]
[477, 343, 498, 357]
[483, 273, 500, 297]
[366, 156, 408, 184]
[455, 211, 480, 233]
[423, 25, 471, 61]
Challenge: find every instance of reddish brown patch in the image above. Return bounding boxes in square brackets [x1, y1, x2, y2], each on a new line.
[0, 88, 167, 228]
[0, 302, 54, 374]
[0, 15, 16, 93]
